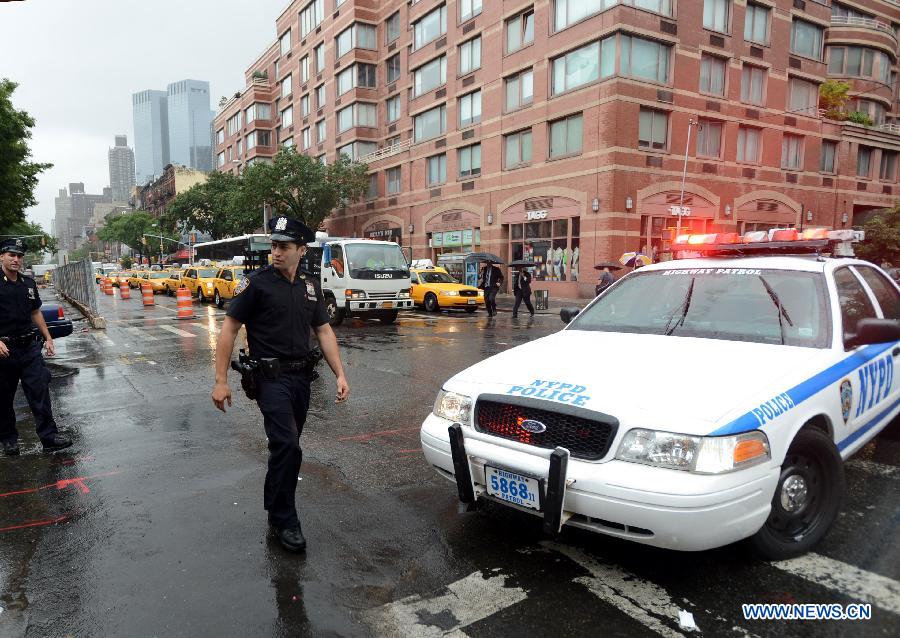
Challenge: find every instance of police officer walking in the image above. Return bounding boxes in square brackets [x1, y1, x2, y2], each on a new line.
[211, 217, 350, 553]
[511, 266, 535, 318]
[478, 261, 503, 317]
[0, 238, 72, 455]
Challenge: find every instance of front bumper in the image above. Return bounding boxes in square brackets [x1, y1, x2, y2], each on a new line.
[420, 413, 779, 552]
[345, 299, 414, 312]
[440, 297, 483, 308]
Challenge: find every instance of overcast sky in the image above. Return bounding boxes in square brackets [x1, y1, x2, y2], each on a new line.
[0, 0, 288, 231]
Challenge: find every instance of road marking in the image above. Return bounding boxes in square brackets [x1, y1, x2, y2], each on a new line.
[92, 332, 115, 347]
[126, 327, 158, 341]
[363, 571, 527, 637]
[544, 542, 688, 638]
[158, 325, 196, 337]
[846, 459, 900, 479]
[191, 321, 219, 334]
[771, 553, 900, 615]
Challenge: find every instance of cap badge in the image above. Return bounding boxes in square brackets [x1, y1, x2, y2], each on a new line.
[275, 217, 288, 231]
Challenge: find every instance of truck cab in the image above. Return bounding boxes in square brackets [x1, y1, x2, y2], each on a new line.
[302, 236, 413, 325]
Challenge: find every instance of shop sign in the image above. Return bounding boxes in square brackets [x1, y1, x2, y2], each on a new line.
[526, 210, 548, 220]
[443, 230, 463, 247]
[433, 233, 443, 247]
[669, 205, 691, 217]
[365, 227, 402, 243]
[462, 229, 473, 245]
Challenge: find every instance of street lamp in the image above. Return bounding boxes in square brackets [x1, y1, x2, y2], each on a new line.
[676, 118, 701, 238]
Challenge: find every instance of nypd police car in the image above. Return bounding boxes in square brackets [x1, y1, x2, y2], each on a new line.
[420, 229, 900, 558]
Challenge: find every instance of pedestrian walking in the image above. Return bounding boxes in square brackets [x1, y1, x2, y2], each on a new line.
[0, 238, 72, 456]
[211, 216, 350, 554]
[595, 266, 615, 296]
[512, 267, 535, 318]
[478, 261, 503, 317]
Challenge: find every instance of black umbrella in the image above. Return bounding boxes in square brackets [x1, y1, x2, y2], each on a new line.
[509, 259, 536, 268]
[593, 261, 624, 270]
[468, 252, 505, 264]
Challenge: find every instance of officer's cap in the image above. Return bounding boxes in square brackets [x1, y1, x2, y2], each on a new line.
[0, 237, 26, 256]
[268, 216, 316, 244]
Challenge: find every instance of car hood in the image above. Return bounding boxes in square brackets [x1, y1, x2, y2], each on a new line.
[424, 283, 480, 292]
[445, 330, 833, 435]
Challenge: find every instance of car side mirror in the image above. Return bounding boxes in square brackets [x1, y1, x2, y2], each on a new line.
[560, 307, 580, 324]
[845, 318, 900, 349]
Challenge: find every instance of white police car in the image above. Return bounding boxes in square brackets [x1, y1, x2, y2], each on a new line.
[420, 230, 900, 558]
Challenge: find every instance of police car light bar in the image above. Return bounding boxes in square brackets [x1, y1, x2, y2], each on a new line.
[670, 228, 861, 257]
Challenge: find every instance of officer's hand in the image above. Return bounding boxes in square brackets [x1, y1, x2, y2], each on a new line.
[44, 339, 55, 357]
[212, 382, 232, 412]
[335, 375, 350, 403]
[0, 341, 8, 358]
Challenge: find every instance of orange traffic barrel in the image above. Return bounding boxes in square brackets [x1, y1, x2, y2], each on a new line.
[103, 278, 113, 295]
[141, 282, 154, 307]
[119, 281, 130, 300]
[176, 287, 195, 319]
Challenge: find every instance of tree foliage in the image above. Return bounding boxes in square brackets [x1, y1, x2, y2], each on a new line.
[97, 210, 157, 259]
[0, 79, 53, 231]
[819, 80, 851, 120]
[854, 205, 900, 266]
[241, 148, 369, 230]
[4, 219, 57, 264]
[165, 171, 255, 240]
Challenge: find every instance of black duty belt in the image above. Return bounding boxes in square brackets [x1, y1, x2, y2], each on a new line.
[0, 331, 40, 347]
[279, 360, 316, 371]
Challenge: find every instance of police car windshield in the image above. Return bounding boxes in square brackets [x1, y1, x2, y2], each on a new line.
[345, 243, 409, 278]
[419, 272, 457, 284]
[569, 269, 830, 348]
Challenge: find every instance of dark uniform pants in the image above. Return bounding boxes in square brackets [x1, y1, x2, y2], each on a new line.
[512, 288, 534, 316]
[484, 287, 499, 315]
[0, 342, 59, 445]
[256, 370, 312, 528]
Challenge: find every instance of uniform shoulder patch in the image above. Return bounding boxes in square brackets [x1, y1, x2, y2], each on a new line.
[233, 276, 251, 297]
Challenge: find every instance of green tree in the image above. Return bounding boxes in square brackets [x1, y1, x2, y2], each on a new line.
[241, 147, 369, 230]
[854, 205, 900, 266]
[97, 210, 157, 262]
[819, 80, 851, 120]
[167, 171, 254, 240]
[120, 255, 133, 269]
[2, 219, 57, 264]
[0, 79, 53, 231]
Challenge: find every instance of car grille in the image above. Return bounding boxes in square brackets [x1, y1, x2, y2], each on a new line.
[475, 399, 616, 461]
[367, 292, 397, 300]
[459, 290, 478, 297]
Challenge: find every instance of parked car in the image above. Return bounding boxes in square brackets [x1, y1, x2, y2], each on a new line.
[39, 303, 73, 340]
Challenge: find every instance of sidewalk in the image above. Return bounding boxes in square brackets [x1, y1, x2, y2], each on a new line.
[493, 292, 589, 315]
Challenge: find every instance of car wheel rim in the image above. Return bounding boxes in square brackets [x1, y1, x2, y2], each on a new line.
[767, 454, 824, 541]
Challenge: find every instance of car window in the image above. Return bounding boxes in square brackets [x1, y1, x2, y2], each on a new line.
[834, 267, 877, 342]
[171, 273, 180, 280]
[410, 273, 419, 284]
[186, 270, 195, 278]
[854, 266, 900, 320]
[199, 268, 218, 278]
[223, 270, 232, 281]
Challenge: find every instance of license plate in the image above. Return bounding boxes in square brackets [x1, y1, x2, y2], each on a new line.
[485, 466, 540, 510]
[382, 302, 393, 309]
[467, 299, 476, 305]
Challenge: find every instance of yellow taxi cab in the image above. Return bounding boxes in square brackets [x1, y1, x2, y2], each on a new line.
[410, 267, 483, 313]
[144, 270, 172, 294]
[127, 271, 148, 289]
[211, 266, 248, 308]
[181, 266, 220, 302]
[161, 269, 184, 296]
[114, 271, 133, 287]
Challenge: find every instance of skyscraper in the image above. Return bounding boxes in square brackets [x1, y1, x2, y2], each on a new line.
[132, 89, 169, 185]
[108, 135, 136, 202]
[166, 79, 213, 172]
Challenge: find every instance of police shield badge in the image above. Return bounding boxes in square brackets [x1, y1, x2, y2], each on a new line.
[275, 217, 288, 231]
[305, 280, 316, 300]
[233, 276, 250, 297]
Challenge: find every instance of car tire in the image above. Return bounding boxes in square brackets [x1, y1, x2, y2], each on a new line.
[749, 427, 844, 560]
[424, 293, 439, 313]
[215, 290, 224, 309]
[325, 296, 344, 327]
[378, 310, 399, 325]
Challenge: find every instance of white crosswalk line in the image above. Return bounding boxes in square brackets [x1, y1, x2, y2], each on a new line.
[771, 553, 900, 615]
[846, 459, 900, 479]
[157, 325, 196, 337]
[191, 321, 219, 334]
[363, 571, 527, 637]
[545, 542, 689, 638]
[126, 327, 158, 341]
[91, 332, 115, 347]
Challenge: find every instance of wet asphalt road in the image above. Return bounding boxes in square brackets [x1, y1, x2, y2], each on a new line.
[1, 287, 899, 637]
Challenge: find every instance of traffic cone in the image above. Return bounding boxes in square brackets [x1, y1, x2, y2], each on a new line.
[141, 282, 154, 307]
[103, 278, 113, 295]
[176, 287, 195, 319]
[119, 281, 130, 300]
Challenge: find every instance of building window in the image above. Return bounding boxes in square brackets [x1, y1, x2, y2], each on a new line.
[696, 120, 723, 158]
[621, 35, 670, 84]
[820, 140, 837, 173]
[227, 113, 241, 136]
[458, 144, 481, 178]
[302, 127, 311, 150]
[216, 128, 225, 145]
[386, 11, 401, 43]
[336, 23, 377, 59]
[414, 55, 447, 97]
[337, 102, 377, 132]
[387, 54, 401, 84]
[744, 3, 769, 45]
[552, 41, 599, 95]
[281, 106, 293, 127]
[315, 44, 325, 73]
[510, 217, 579, 281]
[507, 9, 534, 53]
[459, 36, 481, 75]
[855, 99, 886, 125]
[339, 142, 376, 162]
[280, 29, 291, 56]
[317, 154, 327, 165]
[386, 135, 400, 148]
[337, 63, 376, 96]
[246, 103, 272, 123]
[788, 77, 818, 116]
[366, 174, 378, 199]
[460, 0, 482, 22]
[427, 154, 447, 186]
[300, 56, 310, 84]
[387, 95, 401, 123]
[506, 69, 534, 110]
[827, 46, 891, 84]
[387, 166, 402, 194]
[880, 151, 896, 181]
[791, 19, 823, 60]
[703, 0, 730, 33]
[301, 94, 310, 117]
[857, 145, 872, 177]
[216, 151, 225, 168]
[316, 84, 326, 109]
[781, 134, 804, 170]
[505, 129, 533, 168]
[414, 105, 447, 142]
[316, 119, 326, 143]
[282, 137, 294, 148]
[549, 113, 583, 158]
[459, 90, 482, 127]
[414, 5, 447, 50]
[737, 126, 761, 163]
[300, 0, 325, 38]
[700, 54, 727, 96]
[281, 74, 292, 99]
[638, 107, 667, 150]
[741, 64, 766, 105]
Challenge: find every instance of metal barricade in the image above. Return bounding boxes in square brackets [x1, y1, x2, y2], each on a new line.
[534, 289, 549, 311]
[53, 258, 100, 319]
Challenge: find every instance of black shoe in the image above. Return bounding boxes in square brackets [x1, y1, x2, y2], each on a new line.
[276, 525, 307, 553]
[41, 434, 73, 452]
[2, 441, 20, 456]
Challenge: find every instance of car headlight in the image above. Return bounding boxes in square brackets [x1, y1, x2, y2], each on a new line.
[440, 290, 459, 296]
[398, 288, 410, 299]
[616, 429, 770, 474]
[344, 289, 366, 300]
[206, 282, 213, 289]
[433, 389, 473, 425]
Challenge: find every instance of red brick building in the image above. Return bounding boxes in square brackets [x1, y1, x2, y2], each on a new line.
[215, 0, 900, 297]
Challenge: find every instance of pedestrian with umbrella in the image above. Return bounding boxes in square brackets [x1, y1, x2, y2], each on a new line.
[472, 252, 504, 317]
[510, 259, 535, 318]
[594, 261, 622, 296]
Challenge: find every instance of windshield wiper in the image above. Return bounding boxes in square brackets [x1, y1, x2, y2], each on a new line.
[664, 278, 695, 336]
[758, 276, 794, 345]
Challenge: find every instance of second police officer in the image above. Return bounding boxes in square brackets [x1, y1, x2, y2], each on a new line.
[211, 216, 350, 553]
